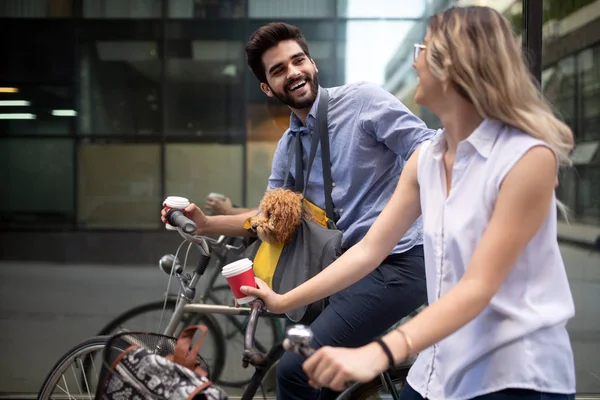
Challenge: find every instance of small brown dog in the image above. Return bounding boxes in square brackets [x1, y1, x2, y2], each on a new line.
[249, 188, 317, 244]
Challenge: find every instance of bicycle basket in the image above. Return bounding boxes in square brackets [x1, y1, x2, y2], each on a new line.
[96, 328, 228, 400]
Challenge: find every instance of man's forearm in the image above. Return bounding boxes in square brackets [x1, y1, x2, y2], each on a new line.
[228, 207, 257, 215]
[199, 209, 258, 237]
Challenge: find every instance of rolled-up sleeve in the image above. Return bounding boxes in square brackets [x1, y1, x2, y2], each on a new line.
[357, 82, 435, 160]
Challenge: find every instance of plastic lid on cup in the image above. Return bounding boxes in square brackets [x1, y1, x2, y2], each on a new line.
[165, 196, 190, 208]
[222, 258, 253, 278]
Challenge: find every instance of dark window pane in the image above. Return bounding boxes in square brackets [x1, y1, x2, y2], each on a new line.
[0, 20, 75, 136]
[578, 46, 600, 141]
[577, 166, 600, 221]
[77, 143, 161, 228]
[0, 0, 73, 18]
[249, 0, 334, 18]
[0, 138, 74, 226]
[0, 20, 75, 84]
[168, 0, 246, 18]
[83, 0, 161, 18]
[165, 23, 245, 139]
[0, 86, 74, 136]
[78, 22, 162, 135]
[543, 56, 576, 132]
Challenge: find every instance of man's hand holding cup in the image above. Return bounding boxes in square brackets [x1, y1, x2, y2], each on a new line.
[161, 196, 207, 234]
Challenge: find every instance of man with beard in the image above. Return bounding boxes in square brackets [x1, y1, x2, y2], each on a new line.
[161, 22, 434, 400]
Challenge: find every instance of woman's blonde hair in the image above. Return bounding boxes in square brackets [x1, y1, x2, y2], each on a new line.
[426, 6, 574, 166]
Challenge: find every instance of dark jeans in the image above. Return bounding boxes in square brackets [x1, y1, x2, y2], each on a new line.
[276, 246, 426, 400]
[401, 383, 575, 400]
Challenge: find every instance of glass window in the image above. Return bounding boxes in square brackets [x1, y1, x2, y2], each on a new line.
[0, 139, 74, 226]
[165, 144, 244, 208]
[246, 141, 278, 206]
[77, 143, 161, 229]
[77, 22, 162, 135]
[168, 0, 246, 18]
[0, 0, 73, 18]
[543, 56, 577, 131]
[0, 20, 76, 136]
[245, 100, 289, 206]
[578, 46, 600, 141]
[83, 0, 161, 18]
[0, 86, 75, 136]
[577, 166, 600, 221]
[249, 0, 334, 19]
[165, 29, 245, 139]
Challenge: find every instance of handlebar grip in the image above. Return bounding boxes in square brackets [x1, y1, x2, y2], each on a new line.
[166, 209, 197, 234]
[195, 253, 210, 276]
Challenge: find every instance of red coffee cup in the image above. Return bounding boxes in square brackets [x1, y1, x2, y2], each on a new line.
[222, 258, 257, 304]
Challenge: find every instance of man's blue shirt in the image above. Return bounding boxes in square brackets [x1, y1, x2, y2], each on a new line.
[267, 81, 436, 252]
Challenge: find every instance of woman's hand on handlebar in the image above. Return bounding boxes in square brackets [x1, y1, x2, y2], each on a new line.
[161, 203, 208, 234]
[240, 278, 287, 314]
[302, 343, 389, 391]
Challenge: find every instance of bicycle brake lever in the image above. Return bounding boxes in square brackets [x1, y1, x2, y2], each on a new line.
[195, 237, 210, 257]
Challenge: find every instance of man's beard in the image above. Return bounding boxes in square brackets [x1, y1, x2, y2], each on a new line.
[270, 72, 319, 109]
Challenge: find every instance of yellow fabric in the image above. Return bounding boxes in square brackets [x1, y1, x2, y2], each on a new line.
[245, 198, 329, 287]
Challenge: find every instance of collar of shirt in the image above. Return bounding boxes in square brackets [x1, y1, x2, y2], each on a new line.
[288, 86, 322, 136]
[430, 118, 505, 160]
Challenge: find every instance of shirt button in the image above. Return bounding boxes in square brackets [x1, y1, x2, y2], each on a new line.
[339, 208, 344, 213]
[332, 182, 336, 187]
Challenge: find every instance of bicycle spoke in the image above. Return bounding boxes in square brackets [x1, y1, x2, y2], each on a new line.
[77, 357, 93, 400]
[57, 375, 77, 400]
[69, 360, 84, 395]
[90, 353, 99, 389]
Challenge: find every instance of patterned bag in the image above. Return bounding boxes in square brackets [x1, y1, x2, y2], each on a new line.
[96, 326, 228, 400]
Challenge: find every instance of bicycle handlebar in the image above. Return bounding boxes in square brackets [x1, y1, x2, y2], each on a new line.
[242, 300, 315, 367]
[166, 208, 197, 234]
[243, 300, 269, 366]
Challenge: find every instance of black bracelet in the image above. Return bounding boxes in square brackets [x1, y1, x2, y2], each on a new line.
[374, 338, 395, 369]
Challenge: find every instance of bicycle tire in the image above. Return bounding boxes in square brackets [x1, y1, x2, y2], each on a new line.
[337, 365, 410, 400]
[207, 284, 282, 388]
[38, 335, 121, 400]
[96, 298, 227, 383]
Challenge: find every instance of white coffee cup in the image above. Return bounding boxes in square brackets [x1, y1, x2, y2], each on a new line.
[164, 196, 190, 231]
[208, 192, 226, 200]
[222, 258, 257, 304]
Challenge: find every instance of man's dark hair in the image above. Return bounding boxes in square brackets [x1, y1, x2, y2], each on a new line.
[245, 22, 311, 84]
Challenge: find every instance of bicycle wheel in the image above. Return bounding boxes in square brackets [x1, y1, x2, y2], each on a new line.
[38, 335, 121, 400]
[206, 284, 283, 388]
[338, 366, 410, 400]
[96, 298, 226, 382]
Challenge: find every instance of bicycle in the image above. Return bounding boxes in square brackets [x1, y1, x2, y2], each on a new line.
[38, 217, 413, 400]
[94, 234, 284, 387]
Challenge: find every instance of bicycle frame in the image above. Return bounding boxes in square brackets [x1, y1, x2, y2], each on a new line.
[159, 230, 287, 400]
[160, 229, 406, 400]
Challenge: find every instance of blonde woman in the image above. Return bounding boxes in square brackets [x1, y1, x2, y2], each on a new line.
[242, 5, 576, 399]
